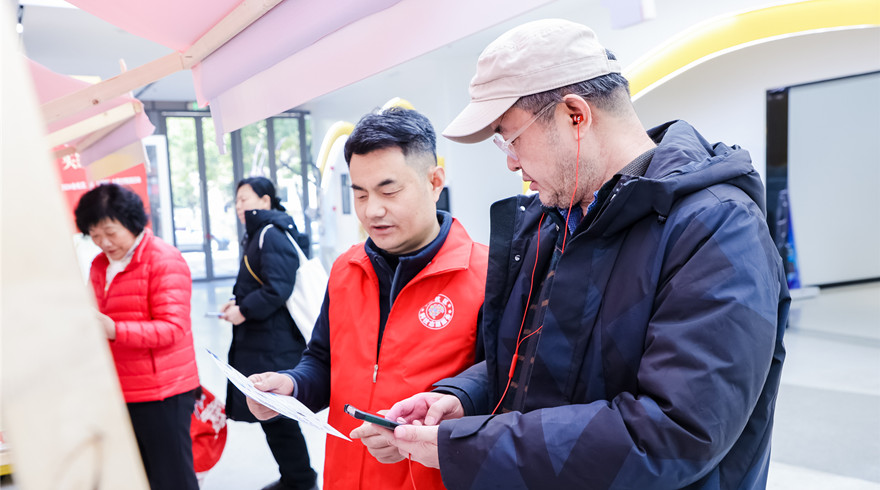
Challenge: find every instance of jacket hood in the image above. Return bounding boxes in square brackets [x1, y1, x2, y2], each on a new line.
[243, 208, 297, 237]
[592, 120, 766, 236]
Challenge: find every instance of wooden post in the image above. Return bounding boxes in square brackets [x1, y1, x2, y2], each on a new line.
[0, 4, 149, 489]
[40, 0, 285, 127]
[45, 102, 139, 149]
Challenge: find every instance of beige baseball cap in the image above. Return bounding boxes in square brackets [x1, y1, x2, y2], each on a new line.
[443, 19, 621, 144]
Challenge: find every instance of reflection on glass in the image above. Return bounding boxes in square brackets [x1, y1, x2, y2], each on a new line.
[164, 112, 314, 279]
[202, 118, 238, 278]
[167, 116, 207, 279]
[274, 117, 306, 232]
[241, 120, 268, 179]
[144, 142, 165, 241]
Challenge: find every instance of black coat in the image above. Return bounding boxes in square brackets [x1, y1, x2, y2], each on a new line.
[226, 208, 306, 422]
[433, 121, 789, 489]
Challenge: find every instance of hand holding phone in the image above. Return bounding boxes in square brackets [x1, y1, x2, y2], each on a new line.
[344, 404, 400, 430]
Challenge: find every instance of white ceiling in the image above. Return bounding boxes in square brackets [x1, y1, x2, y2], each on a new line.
[17, 0, 796, 105]
[19, 1, 196, 100]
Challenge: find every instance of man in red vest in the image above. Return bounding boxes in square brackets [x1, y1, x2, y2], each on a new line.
[246, 107, 488, 490]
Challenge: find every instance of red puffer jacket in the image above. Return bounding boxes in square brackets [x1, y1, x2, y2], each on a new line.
[89, 228, 200, 403]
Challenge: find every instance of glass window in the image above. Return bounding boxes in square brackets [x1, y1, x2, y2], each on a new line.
[241, 120, 268, 179]
[160, 111, 313, 280]
[273, 116, 306, 231]
[201, 118, 238, 278]
[166, 116, 206, 279]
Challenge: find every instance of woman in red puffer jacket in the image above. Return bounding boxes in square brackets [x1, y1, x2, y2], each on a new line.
[75, 183, 200, 490]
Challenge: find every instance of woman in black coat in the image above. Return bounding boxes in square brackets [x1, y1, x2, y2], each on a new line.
[220, 177, 317, 490]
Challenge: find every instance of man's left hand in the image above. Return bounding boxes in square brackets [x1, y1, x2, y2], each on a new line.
[392, 424, 440, 469]
[351, 419, 405, 464]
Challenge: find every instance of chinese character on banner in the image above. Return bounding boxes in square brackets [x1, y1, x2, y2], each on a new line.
[55, 147, 89, 225]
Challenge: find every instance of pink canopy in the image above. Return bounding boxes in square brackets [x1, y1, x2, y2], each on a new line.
[52, 0, 553, 146]
[28, 58, 154, 165]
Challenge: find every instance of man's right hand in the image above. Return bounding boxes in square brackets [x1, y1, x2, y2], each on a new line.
[385, 392, 464, 427]
[220, 300, 245, 325]
[246, 372, 295, 420]
[350, 412, 406, 464]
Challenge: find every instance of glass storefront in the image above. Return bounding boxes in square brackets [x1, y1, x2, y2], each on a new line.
[154, 108, 313, 280]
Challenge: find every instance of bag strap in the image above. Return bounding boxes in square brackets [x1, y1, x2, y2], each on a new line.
[243, 255, 264, 286]
[246, 224, 307, 287]
[258, 224, 308, 262]
[258, 225, 272, 249]
[247, 225, 276, 286]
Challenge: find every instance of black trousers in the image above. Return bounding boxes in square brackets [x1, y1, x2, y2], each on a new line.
[260, 417, 317, 489]
[127, 389, 199, 490]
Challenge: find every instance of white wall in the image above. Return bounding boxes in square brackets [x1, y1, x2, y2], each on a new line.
[787, 72, 880, 285]
[632, 27, 880, 286]
[302, 52, 524, 243]
[632, 27, 880, 181]
[298, 1, 879, 245]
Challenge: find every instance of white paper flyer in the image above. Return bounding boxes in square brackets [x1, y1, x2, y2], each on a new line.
[206, 349, 350, 441]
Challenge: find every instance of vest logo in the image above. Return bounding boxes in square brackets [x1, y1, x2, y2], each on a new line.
[418, 294, 454, 330]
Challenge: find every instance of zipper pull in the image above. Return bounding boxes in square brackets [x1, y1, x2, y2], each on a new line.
[372, 364, 378, 384]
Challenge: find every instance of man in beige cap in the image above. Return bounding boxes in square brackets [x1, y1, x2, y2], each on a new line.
[368, 18, 789, 489]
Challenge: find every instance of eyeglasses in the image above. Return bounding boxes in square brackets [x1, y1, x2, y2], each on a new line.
[493, 102, 558, 161]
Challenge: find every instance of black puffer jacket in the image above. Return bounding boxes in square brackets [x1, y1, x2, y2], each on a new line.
[226, 208, 305, 421]
[434, 120, 789, 489]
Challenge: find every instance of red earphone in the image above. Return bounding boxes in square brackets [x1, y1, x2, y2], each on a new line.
[493, 113, 583, 414]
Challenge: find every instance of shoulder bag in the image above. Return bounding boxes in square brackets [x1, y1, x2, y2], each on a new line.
[243, 224, 328, 343]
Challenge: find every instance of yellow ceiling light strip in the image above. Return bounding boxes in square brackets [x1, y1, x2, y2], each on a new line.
[381, 97, 447, 168]
[316, 121, 355, 176]
[316, 98, 418, 177]
[625, 0, 880, 100]
[382, 97, 416, 110]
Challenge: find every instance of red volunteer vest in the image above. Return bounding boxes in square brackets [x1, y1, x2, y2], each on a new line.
[325, 219, 487, 490]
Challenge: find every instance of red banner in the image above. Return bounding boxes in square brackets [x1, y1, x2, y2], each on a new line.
[55, 146, 151, 230]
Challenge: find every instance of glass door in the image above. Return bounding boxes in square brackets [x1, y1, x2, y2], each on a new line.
[166, 114, 237, 280]
[272, 116, 310, 237]
[162, 110, 313, 280]
[201, 117, 238, 278]
[166, 115, 208, 279]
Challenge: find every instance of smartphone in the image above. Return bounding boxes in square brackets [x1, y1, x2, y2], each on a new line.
[343, 404, 400, 430]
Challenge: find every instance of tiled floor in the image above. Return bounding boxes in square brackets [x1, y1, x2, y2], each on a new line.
[191, 280, 880, 490]
[764, 283, 880, 490]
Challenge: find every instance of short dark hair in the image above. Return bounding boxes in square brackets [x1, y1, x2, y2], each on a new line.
[514, 49, 631, 121]
[343, 107, 437, 172]
[74, 183, 149, 236]
[237, 176, 285, 212]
